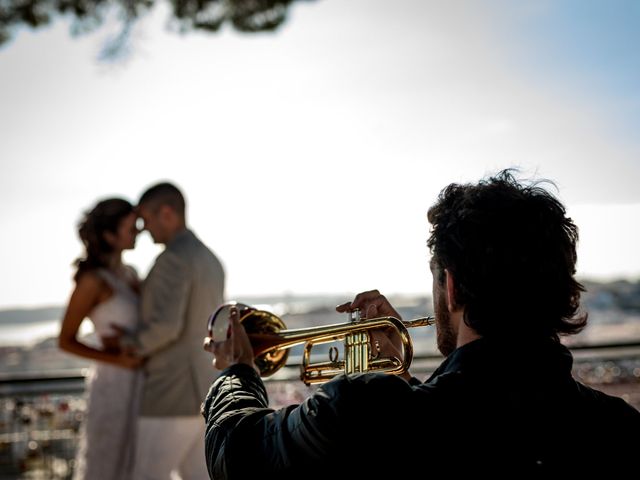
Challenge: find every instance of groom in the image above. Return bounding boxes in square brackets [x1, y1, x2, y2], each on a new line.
[122, 181, 225, 479]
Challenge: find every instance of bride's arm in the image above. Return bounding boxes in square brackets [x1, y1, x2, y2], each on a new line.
[58, 271, 141, 369]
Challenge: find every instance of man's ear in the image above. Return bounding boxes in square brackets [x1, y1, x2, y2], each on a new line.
[445, 269, 458, 312]
[158, 204, 175, 223]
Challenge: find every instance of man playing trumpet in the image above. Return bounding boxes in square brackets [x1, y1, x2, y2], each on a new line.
[201, 169, 640, 478]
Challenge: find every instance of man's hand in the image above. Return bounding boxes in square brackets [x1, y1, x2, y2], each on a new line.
[101, 334, 122, 353]
[203, 306, 259, 373]
[336, 289, 411, 381]
[336, 289, 402, 320]
[114, 349, 144, 369]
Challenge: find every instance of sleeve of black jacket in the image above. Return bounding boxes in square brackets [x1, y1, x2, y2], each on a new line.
[201, 363, 348, 479]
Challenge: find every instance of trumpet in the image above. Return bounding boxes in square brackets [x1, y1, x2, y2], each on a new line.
[207, 302, 435, 385]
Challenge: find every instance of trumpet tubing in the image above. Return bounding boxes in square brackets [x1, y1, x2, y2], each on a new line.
[208, 302, 435, 385]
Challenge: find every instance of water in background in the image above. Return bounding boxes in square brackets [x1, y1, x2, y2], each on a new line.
[0, 319, 93, 348]
[1, 285, 640, 377]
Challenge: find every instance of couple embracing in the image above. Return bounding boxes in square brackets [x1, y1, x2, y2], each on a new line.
[59, 182, 225, 480]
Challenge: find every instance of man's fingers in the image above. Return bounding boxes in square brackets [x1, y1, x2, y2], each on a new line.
[336, 290, 383, 313]
[229, 306, 241, 333]
[366, 304, 379, 319]
[335, 302, 352, 312]
[350, 290, 380, 307]
[109, 324, 126, 335]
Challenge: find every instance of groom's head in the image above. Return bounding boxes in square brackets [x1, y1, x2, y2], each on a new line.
[137, 182, 186, 244]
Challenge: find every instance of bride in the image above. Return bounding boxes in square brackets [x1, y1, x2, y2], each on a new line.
[59, 197, 143, 480]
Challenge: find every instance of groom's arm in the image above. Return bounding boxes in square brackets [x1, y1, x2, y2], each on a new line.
[128, 249, 190, 356]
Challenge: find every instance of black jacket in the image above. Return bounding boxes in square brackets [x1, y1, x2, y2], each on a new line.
[202, 338, 640, 478]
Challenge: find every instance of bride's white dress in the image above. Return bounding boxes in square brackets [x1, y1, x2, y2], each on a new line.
[73, 268, 143, 480]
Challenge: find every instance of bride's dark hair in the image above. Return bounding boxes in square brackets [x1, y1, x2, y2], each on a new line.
[74, 198, 134, 282]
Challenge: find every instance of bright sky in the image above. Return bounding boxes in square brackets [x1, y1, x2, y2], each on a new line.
[1, 0, 639, 309]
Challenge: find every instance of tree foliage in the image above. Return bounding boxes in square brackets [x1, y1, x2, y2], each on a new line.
[0, 0, 303, 47]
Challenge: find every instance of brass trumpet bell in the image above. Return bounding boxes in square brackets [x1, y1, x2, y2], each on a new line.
[208, 302, 290, 378]
[207, 301, 435, 385]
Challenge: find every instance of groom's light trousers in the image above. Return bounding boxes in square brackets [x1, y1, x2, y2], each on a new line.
[132, 415, 208, 480]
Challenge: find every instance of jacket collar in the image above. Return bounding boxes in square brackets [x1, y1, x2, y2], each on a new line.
[427, 336, 574, 383]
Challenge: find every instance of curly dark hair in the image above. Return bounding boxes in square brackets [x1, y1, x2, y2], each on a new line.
[427, 169, 587, 341]
[73, 198, 134, 282]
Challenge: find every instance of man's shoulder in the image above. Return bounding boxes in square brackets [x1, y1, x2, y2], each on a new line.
[574, 381, 640, 422]
[153, 246, 187, 267]
[156, 231, 223, 281]
[319, 372, 428, 408]
[167, 229, 217, 256]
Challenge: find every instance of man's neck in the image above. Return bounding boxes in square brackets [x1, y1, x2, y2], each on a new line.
[164, 225, 187, 245]
[455, 312, 482, 349]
